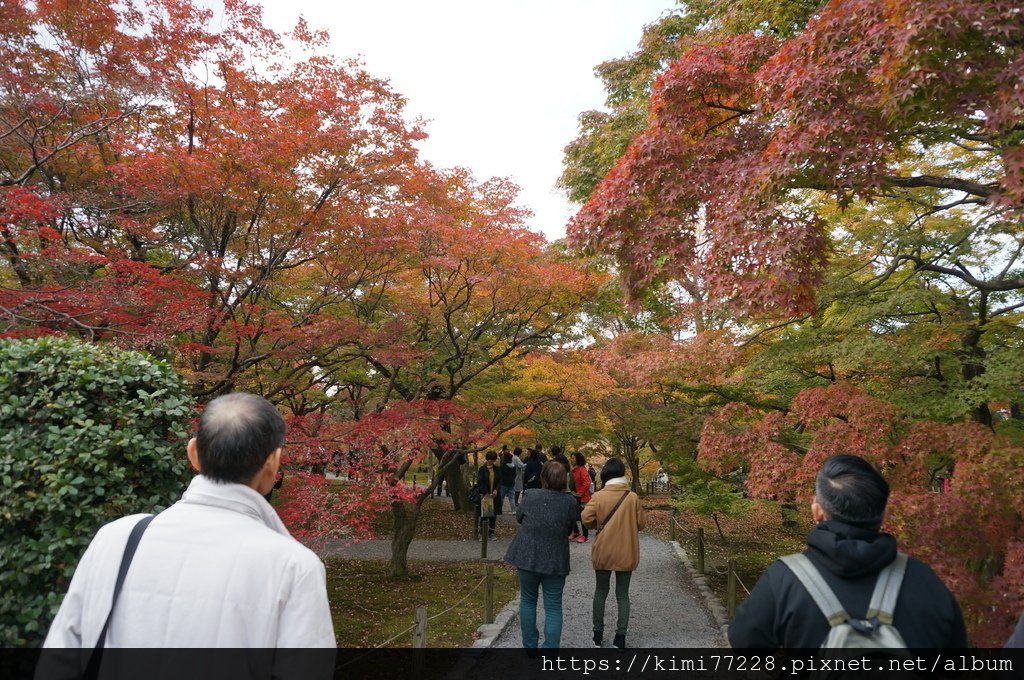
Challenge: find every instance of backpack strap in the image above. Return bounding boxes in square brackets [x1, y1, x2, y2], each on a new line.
[866, 552, 908, 624]
[780, 553, 849, 627]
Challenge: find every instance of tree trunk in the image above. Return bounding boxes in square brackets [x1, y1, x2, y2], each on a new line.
[389, 499, 420, 578]
[959, 299, 993, 428]
[623, 439, 642, 494]
[389, 450, 464, 576]
[712, 513, 727, 543]
[780, 501, 798, 528]
[441, 463, 467, 511]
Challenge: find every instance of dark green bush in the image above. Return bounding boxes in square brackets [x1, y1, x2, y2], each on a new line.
[0, 337, 192, 646]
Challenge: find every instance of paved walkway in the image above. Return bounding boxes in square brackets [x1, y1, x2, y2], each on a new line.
[322, 520, 726, 649]
[492, 533, 724, 648]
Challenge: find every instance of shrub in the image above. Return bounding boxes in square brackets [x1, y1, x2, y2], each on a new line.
[0, 337, 192, 646]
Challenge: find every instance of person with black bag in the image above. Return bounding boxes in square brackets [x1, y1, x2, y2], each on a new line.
[40, 393, 335, 677]
[500, 446, 523, 513]
[581, 457, 645, 650]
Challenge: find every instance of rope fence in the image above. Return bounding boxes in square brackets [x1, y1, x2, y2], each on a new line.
[426, 574, 487, 623]
[734, 572, 751, 596]
[669, 509, 752, 619]
[372, 622, 418, 649]
[337, 561, 496, 663]
[670, 514, 694, 536]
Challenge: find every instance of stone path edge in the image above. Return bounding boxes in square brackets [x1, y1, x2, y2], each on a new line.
[671, 541, 731, 645]
[472, 591, 519, 648]
[471, 540, 732, 648]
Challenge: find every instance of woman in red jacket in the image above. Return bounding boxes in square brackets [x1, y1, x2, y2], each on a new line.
[571, 452, 593, 543]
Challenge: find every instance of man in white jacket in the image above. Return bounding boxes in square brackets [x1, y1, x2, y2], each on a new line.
[43, 392, 336, 655]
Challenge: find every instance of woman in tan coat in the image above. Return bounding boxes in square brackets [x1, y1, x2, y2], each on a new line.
[581, 457, 645, 649]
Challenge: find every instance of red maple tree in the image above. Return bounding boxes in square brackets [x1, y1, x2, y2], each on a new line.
[569, 0, 1023, 316]
[699, 383, 1024, 645]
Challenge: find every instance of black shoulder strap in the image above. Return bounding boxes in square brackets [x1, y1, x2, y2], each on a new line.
[85, 514, 155, 676]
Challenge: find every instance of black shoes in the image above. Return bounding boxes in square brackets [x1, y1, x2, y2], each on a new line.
[594, 630, 625, 648]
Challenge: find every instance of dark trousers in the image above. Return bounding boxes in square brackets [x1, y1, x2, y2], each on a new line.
[576, 502, 588, 538]
[593, 570, 632, 635]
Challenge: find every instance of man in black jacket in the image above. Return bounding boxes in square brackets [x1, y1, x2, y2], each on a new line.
[729, 454, 968, 649]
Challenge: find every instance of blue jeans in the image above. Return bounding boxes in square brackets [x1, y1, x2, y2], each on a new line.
[518, 569, 566, 649]
[501, 485, 517, 513]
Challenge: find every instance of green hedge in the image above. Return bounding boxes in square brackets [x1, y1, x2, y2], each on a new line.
[0, 337, 192, 646]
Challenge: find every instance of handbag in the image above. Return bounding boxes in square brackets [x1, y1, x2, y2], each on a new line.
[83, 514, 154, 679]
[480, 495, 495, 518]
[468, 486, 481, 504]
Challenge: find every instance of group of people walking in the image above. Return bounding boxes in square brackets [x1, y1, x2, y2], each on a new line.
[474, 445, 597, 541]
[39, 391, 1020, 660]
[487, 447, 980, 652]
[473, 447, 521, 539]
[497, 452, 645, 650]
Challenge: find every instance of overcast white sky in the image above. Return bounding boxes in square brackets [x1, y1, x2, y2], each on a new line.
[252, 0, 680, 240]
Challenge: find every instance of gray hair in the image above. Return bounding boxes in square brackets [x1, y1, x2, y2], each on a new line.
[196, 392, 286, 484]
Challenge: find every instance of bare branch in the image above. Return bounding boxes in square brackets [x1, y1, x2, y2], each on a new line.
[880, 175, 996, 199]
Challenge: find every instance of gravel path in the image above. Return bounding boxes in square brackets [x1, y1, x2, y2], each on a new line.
[492, 533, 724, 649]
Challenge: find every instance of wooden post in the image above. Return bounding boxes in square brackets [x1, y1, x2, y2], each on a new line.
[484, 562, 495, 624]
[413, 607, 428, 648]
[727, 559, 737, 619]
[480, 518, 488, 559]
[696, 527, 705, 574]
[669, 508, 677, 542]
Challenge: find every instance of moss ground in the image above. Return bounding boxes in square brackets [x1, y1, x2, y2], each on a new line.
[329, 494, 518, 648]
[326, 558, 518, 647]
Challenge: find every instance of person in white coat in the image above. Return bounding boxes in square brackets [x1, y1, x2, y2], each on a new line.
[42, 392, 336, 659]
